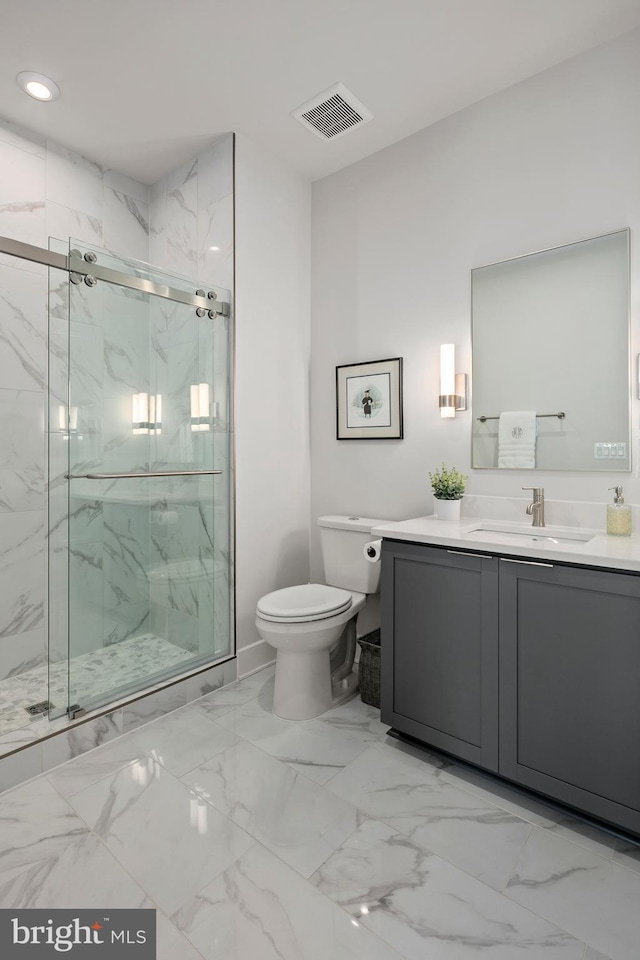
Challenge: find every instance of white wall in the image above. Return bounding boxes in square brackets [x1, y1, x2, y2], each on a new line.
[309, 27, 640, 575]
[234, 134, 312, 676]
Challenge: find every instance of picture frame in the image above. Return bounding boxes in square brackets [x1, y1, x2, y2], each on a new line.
[336, 357, 403, 440]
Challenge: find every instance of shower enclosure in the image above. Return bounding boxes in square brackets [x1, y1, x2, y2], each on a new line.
[1, 234, 234, 731]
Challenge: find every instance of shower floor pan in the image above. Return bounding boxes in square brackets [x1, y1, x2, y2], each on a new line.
[0, 633, 193, 738]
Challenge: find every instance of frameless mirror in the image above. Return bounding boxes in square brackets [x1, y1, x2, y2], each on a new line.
[471, 229, 630, 471]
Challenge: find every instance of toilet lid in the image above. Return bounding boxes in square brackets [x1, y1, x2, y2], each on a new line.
[256, 584, 352, 622]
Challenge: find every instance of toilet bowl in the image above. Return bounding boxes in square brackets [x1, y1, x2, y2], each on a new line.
[256, 585, 364, 720]
[255, 515, 388, 721]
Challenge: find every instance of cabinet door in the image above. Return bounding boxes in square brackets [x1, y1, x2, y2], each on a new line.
[381, 541, 499, 770]
[499, 558, 640, 835]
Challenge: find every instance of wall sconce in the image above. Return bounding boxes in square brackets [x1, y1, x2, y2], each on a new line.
[439, 344, 467, 418]
[132, 393, 162, 435]
[190, 383, 211, 431]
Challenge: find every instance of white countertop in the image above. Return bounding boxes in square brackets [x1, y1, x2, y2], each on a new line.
[371, 515, 640, 574]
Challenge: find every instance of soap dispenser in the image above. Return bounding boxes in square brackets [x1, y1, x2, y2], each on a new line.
[607, 486, 632, 537]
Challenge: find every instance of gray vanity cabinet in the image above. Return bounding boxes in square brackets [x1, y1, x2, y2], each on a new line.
[380, 540, 499, 771]
[499, 558, 640, 835]
[381, 538, 640, 836]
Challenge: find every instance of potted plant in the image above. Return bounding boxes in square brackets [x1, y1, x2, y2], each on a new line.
[429, 463, 467, 521]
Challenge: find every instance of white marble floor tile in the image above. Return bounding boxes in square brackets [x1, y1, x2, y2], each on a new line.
[214, 696, 368, 785]
[3, 680, 639, 960]
[0, 776, 90, 885]
[173, 840, 405, 960]
[131, 706, 239, 777]
[311, 819, 584, 960]
[68, 757, 254, 915]
[42, 712, 124, 771]
[506, 826, 640, 960]
[0, 831, 148, 908]
[181, 740, 364, 878]
[539, 811, 618, 860]
[612, 838, 640, 874]
[315, 697, 392, 742]
[189, 667, 274, 719]
[371, 731, 451, 767]
[156, 910, 207, 960]
[325, 745, 532, 890]
[435, 757, 560, 827]
[45, 733, 148, 799]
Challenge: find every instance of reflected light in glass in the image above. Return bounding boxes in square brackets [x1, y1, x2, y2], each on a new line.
[190, 382, 211, 431]
[58, 404, 78, 436]
[197, 800, 208, 835]
[132, 393, 162, 434]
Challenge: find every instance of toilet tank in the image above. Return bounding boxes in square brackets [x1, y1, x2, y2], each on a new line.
[318, 515, 389, 593]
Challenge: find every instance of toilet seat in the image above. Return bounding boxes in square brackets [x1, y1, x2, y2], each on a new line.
[256, 584, 353, 623]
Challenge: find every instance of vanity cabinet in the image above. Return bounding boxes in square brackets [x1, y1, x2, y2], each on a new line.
[499, 557, 640, 834]
[380, 541, 499, 771]
[381, 539, 640, 836]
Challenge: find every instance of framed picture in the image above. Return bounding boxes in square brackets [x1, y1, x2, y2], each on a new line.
[336, 357, 403, 440]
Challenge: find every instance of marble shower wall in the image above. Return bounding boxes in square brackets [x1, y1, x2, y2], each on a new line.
[0, 117, 151, 717]
[0, 115, 235, 734]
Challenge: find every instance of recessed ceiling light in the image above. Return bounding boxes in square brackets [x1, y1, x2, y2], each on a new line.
[16, 71, 60, 102]
[209, 246, 220, 251]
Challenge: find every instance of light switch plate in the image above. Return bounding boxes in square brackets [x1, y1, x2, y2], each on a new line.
[594, 442, 627, 459]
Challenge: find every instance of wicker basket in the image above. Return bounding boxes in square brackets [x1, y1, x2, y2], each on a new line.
[357, 629, 381, 708]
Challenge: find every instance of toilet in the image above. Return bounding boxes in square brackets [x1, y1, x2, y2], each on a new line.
[255, 515, 387, 720]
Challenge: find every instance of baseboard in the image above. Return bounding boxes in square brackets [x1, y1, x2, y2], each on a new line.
[237, 639, 275, 679]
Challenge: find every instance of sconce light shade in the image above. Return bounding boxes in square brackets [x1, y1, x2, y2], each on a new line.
[439, 344, 456, 418]
[439, 344, 467, 418]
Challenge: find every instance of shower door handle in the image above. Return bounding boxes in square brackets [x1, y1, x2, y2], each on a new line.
[65, 470, 222, 479]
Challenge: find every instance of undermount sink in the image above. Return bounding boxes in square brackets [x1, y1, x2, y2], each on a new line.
[465, 522, 594, 547]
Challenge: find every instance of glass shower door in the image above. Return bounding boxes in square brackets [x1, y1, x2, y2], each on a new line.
[58, 241, 232, 715]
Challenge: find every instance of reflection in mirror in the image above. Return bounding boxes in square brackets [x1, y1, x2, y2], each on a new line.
[471, 229, 630, 471]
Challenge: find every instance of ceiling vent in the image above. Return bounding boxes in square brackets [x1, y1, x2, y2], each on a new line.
[291, 82, 373, 141]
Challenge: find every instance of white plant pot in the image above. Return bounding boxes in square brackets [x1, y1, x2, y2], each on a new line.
[435, 498, 461, 522]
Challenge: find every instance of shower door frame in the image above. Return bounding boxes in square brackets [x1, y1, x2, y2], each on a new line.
[0, 233, 236, 722]
[0, 237, 230, 316]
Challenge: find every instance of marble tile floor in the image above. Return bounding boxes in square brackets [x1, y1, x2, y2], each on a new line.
[0, 632, 193, 738]
[0, 665, 639, 960]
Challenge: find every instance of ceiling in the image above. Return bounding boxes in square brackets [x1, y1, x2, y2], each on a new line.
[1, 0, 640, 184]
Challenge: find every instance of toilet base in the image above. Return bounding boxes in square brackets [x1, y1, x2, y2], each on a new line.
[272, 646, 358, 721]
[329, 670, 359, 710]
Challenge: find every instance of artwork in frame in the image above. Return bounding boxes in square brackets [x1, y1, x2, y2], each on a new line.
[336, 357, 403, 440]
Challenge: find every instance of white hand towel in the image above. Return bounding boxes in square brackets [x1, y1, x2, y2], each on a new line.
[498, 411, 537, 468]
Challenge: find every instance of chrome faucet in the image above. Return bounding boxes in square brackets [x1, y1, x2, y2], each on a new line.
[522, 487, 545, 527]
